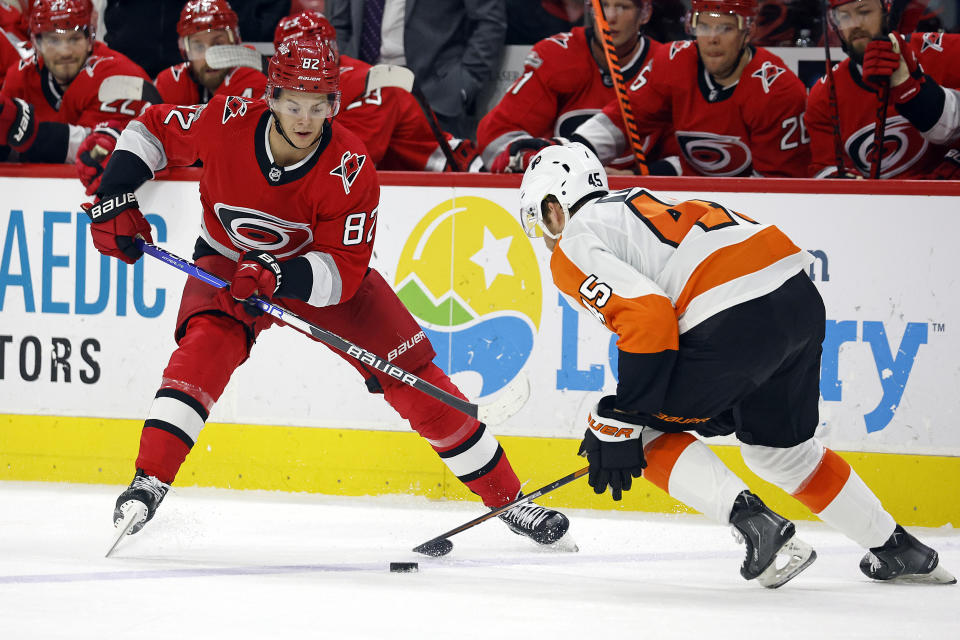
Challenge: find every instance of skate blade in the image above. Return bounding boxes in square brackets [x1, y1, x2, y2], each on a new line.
[884, 563, 957, 585]
[756, 536, 817, 589]
[105, 502, 148, 558]
[547, 533, 579, 553]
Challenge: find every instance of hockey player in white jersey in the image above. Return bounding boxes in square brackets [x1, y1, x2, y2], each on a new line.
[518, 142, 955, 586]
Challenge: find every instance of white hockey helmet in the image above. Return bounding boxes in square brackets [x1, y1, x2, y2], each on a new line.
[518, 142, 608, 239]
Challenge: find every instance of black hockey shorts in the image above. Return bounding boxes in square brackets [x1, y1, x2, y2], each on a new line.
[655, 271, 826, 448]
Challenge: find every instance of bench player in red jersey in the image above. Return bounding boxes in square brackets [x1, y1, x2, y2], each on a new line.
[519, 142, 956, 586]
[569, 0, 810, 177]
[83, 38, 571, 549]
[275, 10, 480, 171]
[154, 0, 266, 106]
[805, 0, 960, 179]
[479, 0, 669, 174]
[0, 0, 150, 173]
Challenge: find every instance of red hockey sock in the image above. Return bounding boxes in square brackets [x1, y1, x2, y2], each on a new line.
[136, 427, 190, 485]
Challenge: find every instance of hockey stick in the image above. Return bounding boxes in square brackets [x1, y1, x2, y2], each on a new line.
[362, 64, 463, 171]
[589, 0, 649, 175]
[135, 239, 528, 424]
[205, 44, 270, 74]
[97, 75, 164, 105]
[411, 466, 589, 557]
[821, 2, 847, 177]
[870, 81, 890, 179]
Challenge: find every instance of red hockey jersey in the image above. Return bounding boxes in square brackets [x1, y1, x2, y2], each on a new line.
[1, 40, 151, 128]
[805, 32, 960, 179]
[117, 96, 378, 306]
[477, 27, 664, 169]
[155, 62, 267, 105]
[336, 54, 456, 171]
[579, 41, 810, 177]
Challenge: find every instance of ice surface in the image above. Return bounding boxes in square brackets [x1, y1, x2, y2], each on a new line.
[0, 481, 957, 639]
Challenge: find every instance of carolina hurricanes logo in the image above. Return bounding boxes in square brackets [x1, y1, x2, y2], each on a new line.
[330, 151, 366, 194]
[222, 96, 252, 124]
[920, 32, 944, 54]
[750, 61, 786, 94]
[547, 32, 573, 48]
[83, 56, 111, 77]
[214, 204, 313, 258]
[670, 40, 693, 60]
[523, 50, 543, 70]
[845, 116, 929, 179]
[676, 131, 752, 176]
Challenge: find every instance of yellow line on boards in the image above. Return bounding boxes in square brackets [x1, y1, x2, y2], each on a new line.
[1, 414, 956, 527]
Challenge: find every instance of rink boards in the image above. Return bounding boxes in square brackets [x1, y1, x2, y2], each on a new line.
[1, 168, 958, 525]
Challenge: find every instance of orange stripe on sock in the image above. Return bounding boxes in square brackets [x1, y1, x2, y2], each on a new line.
[791, 448, 851, 514]
[643, 432, 697, 493]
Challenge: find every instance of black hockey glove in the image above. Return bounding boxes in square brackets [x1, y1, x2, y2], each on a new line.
[577, 395, 647, 501]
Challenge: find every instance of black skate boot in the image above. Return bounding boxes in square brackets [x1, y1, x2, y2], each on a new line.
[498, 498, 575, 550]
[860, 525, 957, 584]
[113, 469, 170, 536]
[729, 490, 816, 588]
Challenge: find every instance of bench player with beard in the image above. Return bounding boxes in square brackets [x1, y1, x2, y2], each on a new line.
[0, 0, 150, 168]
[479, 0, 668, 173]
[805, 0, 960, 179]
[274, 11, 480, 172]
[519, 142, 956, 586]
[569, 0, 810, 177]
[83, 37, 572, 550]
[154, 0, 267, 106]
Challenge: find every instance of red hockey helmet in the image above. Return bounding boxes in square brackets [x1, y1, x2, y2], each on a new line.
[689, 0, 758, 31]
[267, 38, 340, 115]
[273, 11, 338, 53]
[28, 0, 94, 38]
[177, 0, 239, 39]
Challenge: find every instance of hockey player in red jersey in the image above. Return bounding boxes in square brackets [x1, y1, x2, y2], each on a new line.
[154, 0, 266, 106]
[569, 0, 810, 177]
[0, 0, 151, 168]
[480, 0, 666, 173]
[0, 1, 28, 88]
[805, 0, 960, 179]
[84, 38, 571, 549]
[274, 11, 480, 171]
[519, 142, 956, 586]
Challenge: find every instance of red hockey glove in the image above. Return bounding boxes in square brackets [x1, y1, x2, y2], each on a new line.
[862, 36, 900, 89]
[932, 149, 960, 180]
[0, 95, 37, 150]
[577, 395, 647, 501]
[81, 193, 152, 264]
[230, 250, 283, 301]
[869, 32, 925, 104]
[76, 121, 124, 196]
[489, 136, 567, 173]
[446, 138, 483, 172]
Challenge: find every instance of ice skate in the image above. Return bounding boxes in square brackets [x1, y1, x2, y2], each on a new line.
[113, 469, 170, 536]
[860, 525, 956, 584]
[499, 499, 577, 551]
[729, 490, 816, 588]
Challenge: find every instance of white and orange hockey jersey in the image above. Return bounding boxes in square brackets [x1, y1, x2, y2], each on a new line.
[550, 188, 812, 413]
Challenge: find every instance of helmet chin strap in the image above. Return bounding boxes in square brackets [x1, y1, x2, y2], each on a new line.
[271, 110, 324, 150]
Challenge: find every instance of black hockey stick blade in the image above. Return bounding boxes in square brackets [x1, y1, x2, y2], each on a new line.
[365, 64, 415, 93]
[135, 240, 525, 423]
[97, 75, 163, 104]
[411, 466, 589, 557]
[205, 44, 270, 74]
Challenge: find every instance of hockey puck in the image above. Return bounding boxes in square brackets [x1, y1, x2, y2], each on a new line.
[389, 562, 419, 573]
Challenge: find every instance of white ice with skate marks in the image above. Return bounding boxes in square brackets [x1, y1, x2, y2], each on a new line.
[0, 481, 957, 639]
